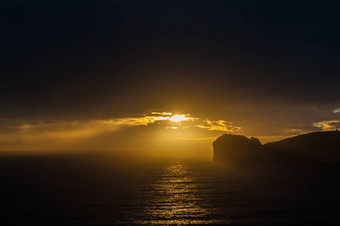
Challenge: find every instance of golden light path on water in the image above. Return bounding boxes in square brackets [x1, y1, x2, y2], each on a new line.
[135, 160, 232, 224]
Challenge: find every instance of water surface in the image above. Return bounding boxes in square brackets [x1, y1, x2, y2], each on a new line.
[0, 155, 339, 225]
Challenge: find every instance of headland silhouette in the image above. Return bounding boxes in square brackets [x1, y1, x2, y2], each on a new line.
[213, 131, 340, 165]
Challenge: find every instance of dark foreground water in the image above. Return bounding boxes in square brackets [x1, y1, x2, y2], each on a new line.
[0, 154, 339, 225]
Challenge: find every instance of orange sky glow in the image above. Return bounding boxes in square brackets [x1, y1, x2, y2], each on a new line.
[0, 110, 337, 159]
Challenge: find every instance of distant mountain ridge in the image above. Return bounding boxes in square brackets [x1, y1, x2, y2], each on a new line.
[213, 131, 340, 164]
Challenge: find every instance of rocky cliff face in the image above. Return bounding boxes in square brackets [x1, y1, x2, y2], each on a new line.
[213, 131, 340, 165]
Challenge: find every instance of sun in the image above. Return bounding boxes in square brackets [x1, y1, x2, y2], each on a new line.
[170, 115, 188, 122]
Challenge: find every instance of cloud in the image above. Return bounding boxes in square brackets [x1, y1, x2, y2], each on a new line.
[333, 108, 340, 113]
[176, 137, 216, 141]
[143, 112, 196, 123]
[2, 112, 195, 138]
[149, 112, 173, 116]
[288, 128, 313, 135]
[313, 120, 340, 131]
[195, 120, 242, 132]
[0, 112, 242, 151]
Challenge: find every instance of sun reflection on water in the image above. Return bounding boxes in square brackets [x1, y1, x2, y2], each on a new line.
[135, 160, 226, 224]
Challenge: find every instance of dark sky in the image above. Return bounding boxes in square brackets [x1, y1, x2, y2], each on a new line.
[1, 0, 340, 142]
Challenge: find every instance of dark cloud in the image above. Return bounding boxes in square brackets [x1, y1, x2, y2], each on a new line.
[1, 0, 340, 130]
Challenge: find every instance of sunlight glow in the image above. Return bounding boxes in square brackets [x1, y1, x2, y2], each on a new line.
[0, 112, 243, 151]
[170, 115, 189, 122]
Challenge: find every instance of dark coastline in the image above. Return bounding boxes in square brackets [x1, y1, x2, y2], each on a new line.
[213, 131, 340, 165]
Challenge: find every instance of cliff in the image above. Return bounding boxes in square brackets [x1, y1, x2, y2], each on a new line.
[213, 131, 340, 165]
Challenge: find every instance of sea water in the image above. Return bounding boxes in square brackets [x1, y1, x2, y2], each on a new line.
[0, 155, 339, 225]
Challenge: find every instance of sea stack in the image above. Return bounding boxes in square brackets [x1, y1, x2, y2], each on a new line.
[213, 134, 262, 164]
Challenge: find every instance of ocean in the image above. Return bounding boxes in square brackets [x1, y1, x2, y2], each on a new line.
[0, 154, 339, 225]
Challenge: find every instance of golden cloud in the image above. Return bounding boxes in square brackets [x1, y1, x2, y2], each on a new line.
[0, 112, 242, 150]
[313, 120, 340, 131]
[176, 137, 216, 141]
[333, 108, 340, 113]
[195, 120, 242, 132]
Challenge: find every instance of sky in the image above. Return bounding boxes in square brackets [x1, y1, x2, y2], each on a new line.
[1, 0, 340, 157]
